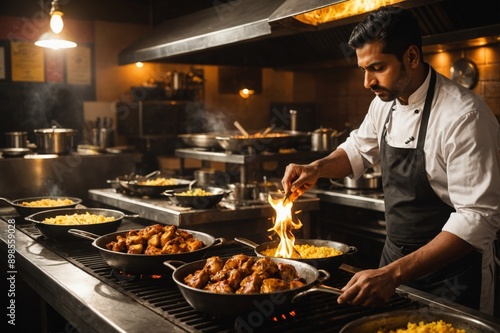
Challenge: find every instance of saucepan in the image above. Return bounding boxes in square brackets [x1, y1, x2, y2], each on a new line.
[68, 227, 225, 274]
[163, 256, 344, 317]
[235, 237, 357, 271]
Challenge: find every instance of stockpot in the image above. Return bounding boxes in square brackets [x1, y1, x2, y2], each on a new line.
[34, 128, 76, 154]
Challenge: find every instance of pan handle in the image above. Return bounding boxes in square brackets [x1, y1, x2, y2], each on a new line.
[67, 228, 100, 241]
[161, 190, 174, 197]
[346, 246, 358, 255]
[123, 214, 140, 219]
[163, 260, 186, 271]
[292, 284, 343, 303]
[233, 237, 259, 249]
[212, 237, 226, 247]
[0, 197, 15, 206]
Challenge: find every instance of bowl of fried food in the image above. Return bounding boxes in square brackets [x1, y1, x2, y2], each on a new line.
[162, 186, 231, 209]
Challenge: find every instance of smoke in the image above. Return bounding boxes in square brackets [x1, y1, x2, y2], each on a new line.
[185, 105, 232, 133]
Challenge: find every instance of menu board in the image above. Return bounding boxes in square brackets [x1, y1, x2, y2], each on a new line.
[10, 41, 45, 82]
[66, 46, 92, 85]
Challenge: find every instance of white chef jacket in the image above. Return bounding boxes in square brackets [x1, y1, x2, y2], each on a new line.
[338, 67, 500, 314]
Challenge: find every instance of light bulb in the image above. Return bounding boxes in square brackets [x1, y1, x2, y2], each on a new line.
[50, 11, 64, 34]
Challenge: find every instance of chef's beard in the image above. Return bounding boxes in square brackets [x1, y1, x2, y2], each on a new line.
[371, 63, 411, 103]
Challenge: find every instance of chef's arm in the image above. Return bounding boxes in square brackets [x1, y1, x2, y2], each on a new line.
[387, 231, 475, 285]
[337, 231, 475, 307]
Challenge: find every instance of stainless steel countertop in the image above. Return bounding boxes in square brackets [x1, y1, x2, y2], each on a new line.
[3, 216, 499, 333]
[88, 188, 321, 226]
[308, 187, 385, 212]
[0, 217, 184, 333]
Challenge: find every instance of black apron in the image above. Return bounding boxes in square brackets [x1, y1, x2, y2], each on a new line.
[379, 68, 482, 310]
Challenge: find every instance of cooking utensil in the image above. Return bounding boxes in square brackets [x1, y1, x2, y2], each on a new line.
[234, 237, 357, 271]
[163, 256, 343, 317]
[178, 132, 222, 148]
[107, 170, 161, 190]
[215, 132, 294, 153]
[234, 120, 249, 137]
[34, 128, 77, 154]
[0, 196, 82, 218]
[339, 308, 500, 333]
[226, 183, 258, 202]
[25, 208, 133, 242]
[68, 228, 224, 274]
[5, 131, 28, 148]
[311, 127, 340, 152]
[162, 186, 231, 209]
[0, 147, 31, 158]
[330, 172, 382, 190]
[123, 177, 192, 197]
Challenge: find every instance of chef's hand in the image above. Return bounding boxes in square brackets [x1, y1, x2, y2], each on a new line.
[281, 163, 320, 201]
[337, 267, 398, 307]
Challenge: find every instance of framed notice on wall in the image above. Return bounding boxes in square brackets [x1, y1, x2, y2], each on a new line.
[10, 41, 44, 82]
[66, 46, 92, 85]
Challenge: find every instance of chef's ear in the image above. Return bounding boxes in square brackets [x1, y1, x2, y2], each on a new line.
[406, 46, 420, 67]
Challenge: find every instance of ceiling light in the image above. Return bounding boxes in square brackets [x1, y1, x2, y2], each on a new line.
[35, 0, 76, 49]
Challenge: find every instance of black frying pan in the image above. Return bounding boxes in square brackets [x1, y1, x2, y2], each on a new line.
[1, 196, 82, 218]
[25, 208, 133, 242]
[162, 186, 231, 209]
[234, 237, 357, 271]
[68, 228, 225, 275]
[163, 256, 343, 317]
[123, 177, 193, 197]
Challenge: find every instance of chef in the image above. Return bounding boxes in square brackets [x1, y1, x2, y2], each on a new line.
[281, 6, 500, 314]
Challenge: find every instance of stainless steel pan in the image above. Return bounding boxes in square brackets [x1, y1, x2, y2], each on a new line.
[235, 237, 357, 271]
[340, 308, 500, 333]
[1, 196, 82, 218]
[163, 256, 343, 317]
[25, 207, 132, 242]
[69, 228, 225, 274]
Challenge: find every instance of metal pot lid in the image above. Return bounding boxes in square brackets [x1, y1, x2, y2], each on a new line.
[34, 128, 76, 134]
[450, 57, 478, 89]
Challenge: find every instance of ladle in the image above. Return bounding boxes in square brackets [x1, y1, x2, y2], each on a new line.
[234, 121, 249, 137]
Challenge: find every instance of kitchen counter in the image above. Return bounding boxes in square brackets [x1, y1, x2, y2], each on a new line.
[3, 216, 500, 333]
[88, 188, 321, 241]
[309, 187, 385, 212]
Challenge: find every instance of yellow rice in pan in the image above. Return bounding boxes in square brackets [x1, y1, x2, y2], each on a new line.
[43, 212, 115, 225]
[378, 320, 465, 333]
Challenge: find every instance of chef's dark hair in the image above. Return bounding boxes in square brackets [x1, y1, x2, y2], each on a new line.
[348, 6, 423, 62]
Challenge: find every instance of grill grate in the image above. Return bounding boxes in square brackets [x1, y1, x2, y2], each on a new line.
[16, 223, 418, 332]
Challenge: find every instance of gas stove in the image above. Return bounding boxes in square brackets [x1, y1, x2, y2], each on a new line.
[3, 217, 499, 333]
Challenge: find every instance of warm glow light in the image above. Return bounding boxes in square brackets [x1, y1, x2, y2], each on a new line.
[295, 0, 406, 26]
[267, 194, 302, 258]
[50, 11, 64, 33]
[35, 0, 77, 49]
[239, 88, 255, 99]
[34, 31, 77, 49]
[135, 62, 144, 68]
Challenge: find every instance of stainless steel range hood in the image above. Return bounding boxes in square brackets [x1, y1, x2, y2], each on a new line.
[119, 0, 500, 68]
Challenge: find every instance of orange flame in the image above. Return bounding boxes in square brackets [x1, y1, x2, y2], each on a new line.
[295, 0, 406, 26]
[268, 194, 302, 258]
